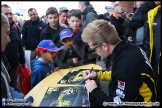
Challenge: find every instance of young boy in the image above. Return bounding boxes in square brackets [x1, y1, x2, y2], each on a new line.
[67, 9, 98, 64]
[55, 29, 85, 69]
[40, 7, 66, 47]
[67, 9, 83, 48]
[31, 40, 61, 88]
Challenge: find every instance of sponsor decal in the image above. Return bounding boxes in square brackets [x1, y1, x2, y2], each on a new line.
[116, 89, 125, 98]
[118, 80, 125, 90]
[113, 96, 122, 103]
[50, 41, 54, 45]
[61, 31, 67, 35]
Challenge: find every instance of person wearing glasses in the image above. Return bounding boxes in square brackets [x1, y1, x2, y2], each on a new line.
[110, 6, 126, 40]
[55, 29, 85, 69]
[31, 40, 61, 88]
[22, 8, 46, 70]
[82, 20, 157, 106]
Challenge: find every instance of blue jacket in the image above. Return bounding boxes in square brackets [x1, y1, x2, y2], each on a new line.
[22, 17, 46, 50]
[31, 58, 55, 88]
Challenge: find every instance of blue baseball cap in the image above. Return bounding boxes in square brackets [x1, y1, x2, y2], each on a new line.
[37, 40, 61, 54]
[59, 29, 73, 42]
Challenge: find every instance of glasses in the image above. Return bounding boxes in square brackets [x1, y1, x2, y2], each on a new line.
[117, 12, 125, 14]
[89, 44, 102, 53]
[29, 13, 36, 16]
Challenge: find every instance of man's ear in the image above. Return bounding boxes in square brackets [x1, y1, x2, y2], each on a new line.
[102, 43, 109, 51]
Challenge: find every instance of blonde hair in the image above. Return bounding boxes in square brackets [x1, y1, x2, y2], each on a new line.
[81, 19, 121, 46]
[114, 6, 124, 13]
[1, 13, 9, 26]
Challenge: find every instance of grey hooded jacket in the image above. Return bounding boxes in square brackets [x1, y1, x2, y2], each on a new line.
[81, 4, 98, 28]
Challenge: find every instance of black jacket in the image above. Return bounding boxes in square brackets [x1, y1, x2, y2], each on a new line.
[40, 23, 66, 47]
[55, 45, 85, 69]
[22, 17, 46, 50]
[91, 39, 157, 106]
[129, 1, 157, 58]
[110, 15, 125, 38]
[4, 21, 25, 68]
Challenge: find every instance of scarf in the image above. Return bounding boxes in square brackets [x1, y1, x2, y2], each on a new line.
[70, 27, 81, 34]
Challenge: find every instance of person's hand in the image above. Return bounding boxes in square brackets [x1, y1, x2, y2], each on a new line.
[82, 70, 97, 80]
[85, 79, 97, 92]
[127, 36, 134, 42]
[23, 47, 26, 51]
[72, 58, 78, 64]
[54, 67, 60, 72]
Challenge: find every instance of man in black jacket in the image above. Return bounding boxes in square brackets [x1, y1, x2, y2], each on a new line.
[81, 20, 157, 107]
[110, 6, 125, 40]
[1, 4, 25, 90]
[22, 8, 46, 70]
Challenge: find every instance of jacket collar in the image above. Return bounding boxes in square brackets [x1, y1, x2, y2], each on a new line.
[46, 23, 60, 33]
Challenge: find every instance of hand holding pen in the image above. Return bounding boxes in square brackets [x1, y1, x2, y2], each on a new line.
[83, 67, 98, 92]
[82, 67, 97, 80]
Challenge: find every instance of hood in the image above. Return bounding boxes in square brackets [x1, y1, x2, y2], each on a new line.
[82, 4, 94, 15]
[31, 58, 48, 67]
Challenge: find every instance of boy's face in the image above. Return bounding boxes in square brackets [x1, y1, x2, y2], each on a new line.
[67, 16, 82, 29]
[61, 38, 73, 49]
[47, 13, 59, 26]
[41, 50, 56, 62]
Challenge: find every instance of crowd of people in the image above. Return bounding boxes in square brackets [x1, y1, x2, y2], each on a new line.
[1, 1, 161, 107]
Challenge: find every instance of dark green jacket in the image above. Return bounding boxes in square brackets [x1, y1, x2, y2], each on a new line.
[81, 4, 98, 28]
